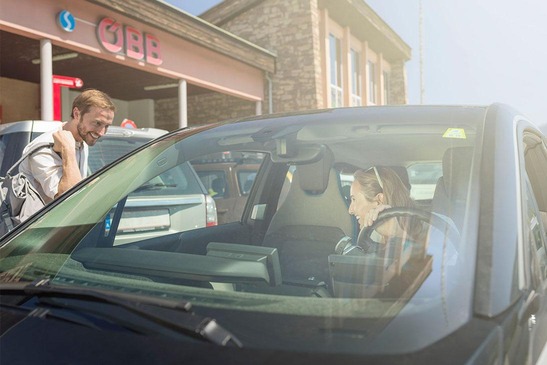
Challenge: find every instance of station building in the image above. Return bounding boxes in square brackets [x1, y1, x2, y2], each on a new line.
[0, 0, 410, 130]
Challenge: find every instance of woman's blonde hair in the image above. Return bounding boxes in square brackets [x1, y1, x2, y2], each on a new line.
[354, 167, 425, 241]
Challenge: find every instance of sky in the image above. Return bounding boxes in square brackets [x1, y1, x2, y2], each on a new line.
[165, 0, 547, 130]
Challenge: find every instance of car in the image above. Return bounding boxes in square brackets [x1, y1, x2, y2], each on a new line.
[191, 152, 262, 225]
[0, 120, 63, 177]
[0, 121, 218, 241]
[0, 104, 546, 364]
[0, 120, 169, 177]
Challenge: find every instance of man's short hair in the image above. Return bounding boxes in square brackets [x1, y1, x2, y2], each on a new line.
[71, 89, 116, 118]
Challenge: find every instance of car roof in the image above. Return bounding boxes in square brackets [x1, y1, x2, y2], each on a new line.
[0, 120, 168, 139]
[0, 120, 61, 134]
[103, 125, 168, 139]
[175, 105, 491, 170]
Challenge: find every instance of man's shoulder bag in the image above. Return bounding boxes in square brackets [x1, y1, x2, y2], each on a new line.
[0, 142, 54, 236]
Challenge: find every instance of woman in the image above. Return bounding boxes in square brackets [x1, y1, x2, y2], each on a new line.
[348, 166, 426, 253]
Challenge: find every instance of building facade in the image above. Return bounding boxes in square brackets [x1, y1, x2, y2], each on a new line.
[0, 0, 410, 130]
[200, 0, 411, 114]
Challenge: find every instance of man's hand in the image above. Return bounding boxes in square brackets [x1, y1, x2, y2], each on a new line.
[52, 130, 82, 198]
[52, 130, 76, 155]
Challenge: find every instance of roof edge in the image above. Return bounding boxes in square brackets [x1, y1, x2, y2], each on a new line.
[85, 0, 276, 73]
[200, 0, 266, 26]
[201, 0, 410, 61]
[344, 0, 411, 60]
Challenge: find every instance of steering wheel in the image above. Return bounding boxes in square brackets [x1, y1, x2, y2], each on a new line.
[355, 207, 460, 252]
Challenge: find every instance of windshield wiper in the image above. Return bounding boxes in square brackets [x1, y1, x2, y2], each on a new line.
[0, 279, 242, 347]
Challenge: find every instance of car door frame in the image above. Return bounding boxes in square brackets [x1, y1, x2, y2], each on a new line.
[516, 121, 547, 364]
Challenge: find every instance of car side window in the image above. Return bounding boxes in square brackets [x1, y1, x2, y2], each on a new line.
[0, 132, 31, 176]
[339, 170, 353, 205]
[101, 163, 211, 246]
[521, 130, 547, 285]
[407, 162, 442, 201]
[0, 137, 6, 172]
[524, 183, 547, 284]
[277, 165, 296, 210]
[238, 171, 257, 195]
[196, 170, 228, 198]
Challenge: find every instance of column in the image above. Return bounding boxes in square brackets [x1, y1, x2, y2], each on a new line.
[361, 41, 369, 106]
[40, 39, 53, 121]
[377, 53, 384, 105]
[342, 27, 351, 107]
[178, 79, 187, 129]
[319, 9, 329, 108]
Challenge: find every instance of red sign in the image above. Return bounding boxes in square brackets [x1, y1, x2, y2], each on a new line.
[121, 119, 137, 128]
[52, 75, 83, 121]
[53, 75, 83, 88]
[97, 17, 162, 65]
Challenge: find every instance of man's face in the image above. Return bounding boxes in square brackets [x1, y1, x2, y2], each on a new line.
[75, 106, 114, 146]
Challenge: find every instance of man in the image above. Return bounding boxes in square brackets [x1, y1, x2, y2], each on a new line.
[19, 89, 116, 204]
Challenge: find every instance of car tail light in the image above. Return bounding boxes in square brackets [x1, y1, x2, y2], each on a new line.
[205, 195, 218, 227]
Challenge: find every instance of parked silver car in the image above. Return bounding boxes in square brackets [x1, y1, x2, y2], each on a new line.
[0, 121, 217, 242]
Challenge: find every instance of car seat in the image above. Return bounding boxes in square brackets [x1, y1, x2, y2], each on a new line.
[389, 165, 412, 192]
[431, 146, 474, 230]
[262, 147, 354, 285]
[211, 177, 226, 197]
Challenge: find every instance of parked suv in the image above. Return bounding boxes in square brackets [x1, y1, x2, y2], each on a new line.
[0, 120, 62, 176]
[191, 152, 263, 225]
[0, 121, 217, 242]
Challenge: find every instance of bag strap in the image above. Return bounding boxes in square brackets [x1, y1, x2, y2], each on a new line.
[6, 142, 55, 176]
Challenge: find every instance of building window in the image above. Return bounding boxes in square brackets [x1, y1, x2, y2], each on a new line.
[350, 49, 362, 106]
[368, 60, 376, 104]
[329, 34, 343, 107]
[383, 71, 390, 105]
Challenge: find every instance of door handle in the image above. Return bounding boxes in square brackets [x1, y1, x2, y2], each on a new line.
[519, 291, 540, 331]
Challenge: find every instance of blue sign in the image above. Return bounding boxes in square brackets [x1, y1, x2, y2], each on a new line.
[57, 10, 76, 32]
[104, 214, 111, 236]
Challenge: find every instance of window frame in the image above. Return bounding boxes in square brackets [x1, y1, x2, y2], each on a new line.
[367, 60, 377, 105]
[350, 48, 362, 106]
[329, 33, 343, 108]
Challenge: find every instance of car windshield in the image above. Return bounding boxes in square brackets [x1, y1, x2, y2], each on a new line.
[90, 135, 204, 197]
[88, 136, 151, 173]
[0, 106, 484, 355]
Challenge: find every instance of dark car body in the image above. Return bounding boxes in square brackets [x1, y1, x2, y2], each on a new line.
[0, 105, 546, 364]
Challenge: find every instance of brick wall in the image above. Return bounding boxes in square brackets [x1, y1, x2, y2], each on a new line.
[388, 60, 408, 105]
[215, 0, 323, 114]
[155, 0, 326, 129]
[153, 0, 410, 129]
[154, 93, 257, 131]
[205, 0, 408, 111]
[187, 93, 256, 125]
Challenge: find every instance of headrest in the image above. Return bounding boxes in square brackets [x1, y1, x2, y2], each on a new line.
[442, 147, 474, 197]
[212, 178, 225, 193]
[388, 165, 411, 191]
[298, 147, 334, 194]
